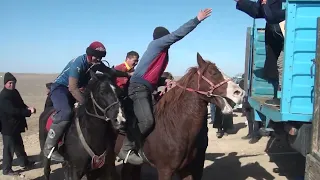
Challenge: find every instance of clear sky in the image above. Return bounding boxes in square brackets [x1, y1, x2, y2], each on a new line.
[0, 0, 265, 76]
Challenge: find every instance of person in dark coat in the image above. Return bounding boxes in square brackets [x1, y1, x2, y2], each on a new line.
[235, 0, 285, 106]
[239, 74, 246, 117]
[0, 72, 36, 176]
[44, 82, 53, 109]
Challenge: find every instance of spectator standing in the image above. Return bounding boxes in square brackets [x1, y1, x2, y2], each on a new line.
[0, 72, 36, 176]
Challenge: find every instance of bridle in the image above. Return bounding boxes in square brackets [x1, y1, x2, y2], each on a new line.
[76, 90, 118, 169]
[84, 63, 120, 121]
[79, 65, 121, 122]
[85, 91, 120, 121]
[174, 70, 231, 97]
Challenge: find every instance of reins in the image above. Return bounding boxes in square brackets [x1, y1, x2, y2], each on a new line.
[161, 70, 231, 97]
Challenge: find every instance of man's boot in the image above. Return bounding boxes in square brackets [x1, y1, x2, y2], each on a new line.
[118, 136, 143, 165]
[43, 121, 69, 162]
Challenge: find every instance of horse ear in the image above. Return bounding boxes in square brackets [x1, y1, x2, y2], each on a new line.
[197, 52, 205, 68]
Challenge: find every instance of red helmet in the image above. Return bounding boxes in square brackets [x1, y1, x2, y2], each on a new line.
[86, 41, 106, 59]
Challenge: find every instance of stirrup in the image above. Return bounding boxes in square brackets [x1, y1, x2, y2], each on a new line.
[47, 147, 56, 159]
[123, 150, 141, 164]
[123, 150, 132, 163]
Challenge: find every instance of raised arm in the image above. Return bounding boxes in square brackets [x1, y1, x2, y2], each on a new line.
[236, 0, 264, 19]
[152, 8, 212, 49]
[262, 0, 285, 24]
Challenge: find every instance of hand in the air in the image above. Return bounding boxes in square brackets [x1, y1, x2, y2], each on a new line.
[261, 0, 267, 5]
[197, 8, 212, 21]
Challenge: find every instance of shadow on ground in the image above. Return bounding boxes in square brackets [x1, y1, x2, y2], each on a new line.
[265, 135, 306, 180]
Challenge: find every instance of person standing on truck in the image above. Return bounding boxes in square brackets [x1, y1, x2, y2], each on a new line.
[235, 0, 286, 107]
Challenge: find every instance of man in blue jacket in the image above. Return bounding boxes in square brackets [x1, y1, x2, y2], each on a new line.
[236, 0, 285, 106]
[43, 41, 129, 162]
[117, 8, 212, 165]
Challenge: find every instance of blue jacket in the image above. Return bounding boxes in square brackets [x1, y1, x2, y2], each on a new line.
[53, 54, 91, 89]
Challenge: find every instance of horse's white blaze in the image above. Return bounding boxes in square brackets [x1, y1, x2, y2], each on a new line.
[109, 84, 126, 124]
[117, 106, 126, 124]
[110, 84, 117, 94]
[220, 72, 245, 111]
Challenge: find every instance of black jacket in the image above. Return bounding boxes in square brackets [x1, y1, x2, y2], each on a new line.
[0, 88, 31, 135]
[236, 0, 285, 80]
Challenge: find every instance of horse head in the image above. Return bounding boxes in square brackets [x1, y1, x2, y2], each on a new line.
[196, 53, 245, 114]
[83, 70, 126, 130]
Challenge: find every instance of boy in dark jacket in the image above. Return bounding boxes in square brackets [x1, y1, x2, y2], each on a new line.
[235, 0, 286, 106]
[0, 72, 36, 176]
[117, 8, 212, 165]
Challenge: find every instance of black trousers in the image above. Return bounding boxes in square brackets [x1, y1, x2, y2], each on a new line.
[2, 133, 28, 173]
[128, 83, 155, 137]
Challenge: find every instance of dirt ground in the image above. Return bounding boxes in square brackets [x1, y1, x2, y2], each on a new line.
[0, 73, 306, 180]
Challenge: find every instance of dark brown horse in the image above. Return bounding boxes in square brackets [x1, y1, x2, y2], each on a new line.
[115, 53, 245, 180]
[39, 71, 126, 180]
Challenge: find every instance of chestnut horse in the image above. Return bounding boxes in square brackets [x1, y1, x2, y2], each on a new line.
[115, 53, 244, 180]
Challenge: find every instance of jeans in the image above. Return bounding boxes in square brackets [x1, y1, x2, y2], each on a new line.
[50, 84, 75, 123]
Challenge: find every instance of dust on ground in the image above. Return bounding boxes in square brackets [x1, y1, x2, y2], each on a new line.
[0, 73, 306, 180]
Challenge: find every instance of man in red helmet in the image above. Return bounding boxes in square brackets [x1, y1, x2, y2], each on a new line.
[43, 41, 128, 162]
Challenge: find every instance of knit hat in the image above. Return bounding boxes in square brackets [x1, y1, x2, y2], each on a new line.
[153, 27, 170, 40]
[4, 72, 16, 85]
[86, 41, 106, 58]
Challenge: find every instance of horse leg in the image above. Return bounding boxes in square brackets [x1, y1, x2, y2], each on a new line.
[131, 165, 142, 180]
[98, 162, 120, 180]
[157, 169, 173, 180]
[86, 170, 101, 180]
[178, 169, 193, 180]
[63, 162, 82, 180]
[86, 165, 119, 180]
[178, 149, 206, 180]
[121, 164, 141, 180]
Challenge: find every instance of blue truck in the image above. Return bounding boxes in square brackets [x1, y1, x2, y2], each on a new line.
[245, 0, 320, 158]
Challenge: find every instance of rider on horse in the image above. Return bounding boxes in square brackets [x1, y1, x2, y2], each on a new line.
[43, 41, 129, 162]
[117, 8, 212, 165]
